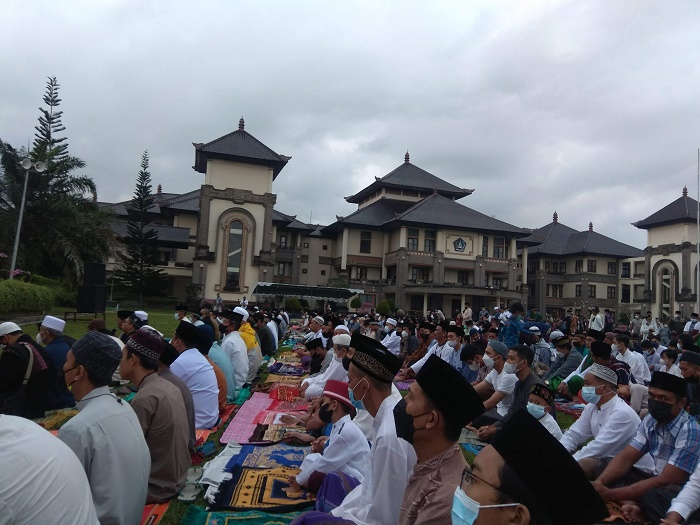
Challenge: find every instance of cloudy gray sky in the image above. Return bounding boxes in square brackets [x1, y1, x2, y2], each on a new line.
[3, 1, 700, 249]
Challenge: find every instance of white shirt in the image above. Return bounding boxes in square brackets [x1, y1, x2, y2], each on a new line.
[267, 320, 279, 348]
[538, 412, 563, 439]
[410, 342, 451, 374]
[618, 348, 651, 383]
[0, 415, 99, 525]
[382, 330, 402, 356]
[589, 313, 604, 331]
[668, 461, 700, 521]
[684, 319, 699, 333]
[171, 348, 219, 429]
[563, 356, 591, 384]
[559, 395, 656, 472]
[296, 414, 370, 485]
[302, 355, 349, 399]
[332, 395, 417, 525]
[354, 384, 401, 443]
[58, 387, 151, 525]
[221, 331, 250, 393]
[484, 368, 518, 416]
[658, 363, 683, 377]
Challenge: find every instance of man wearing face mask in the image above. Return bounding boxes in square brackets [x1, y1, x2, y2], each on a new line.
[381, 318, 401, 356]
[37, 315, 75, 410]
[401, 322, 434, 370]
[678, 351, 700, 420]
[460, 344, 485, 384]
[469, 341, 517, 427]
[396, 355, 484, 525]
[293, 332, 415, 525]
[453, 410, 608, 525]
[684, 313, 700, 334]
[543, 334, 584, 393]
[445, 325, 465, 372]
[560, 364, 654, 478]
[294, 380, 370, 493]
[614, 334, 650, 385]
[403, 321, 452, 378]
[475, 345, 543, 441]
[592, 372, 700, 524]
[629, 311, 644, 338]
[300, 334, 351, 399]
[400, 323, 419, 359]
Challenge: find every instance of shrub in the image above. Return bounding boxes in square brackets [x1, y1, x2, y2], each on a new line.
[0, 280, 55, 314]
[350, 297, 362, 309]
[376, 300, 392, 317]
[285, 297, 302, 312]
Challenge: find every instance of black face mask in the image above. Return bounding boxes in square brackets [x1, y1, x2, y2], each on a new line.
[420, 333, 429, 342]
[318, 403, 333, 424]
[648, 399, 676, 424]
[686, 375, 699, 384]
[342, 356, 352, 371]
[393, 398, 431, 445]
[572, 341, 583, 348]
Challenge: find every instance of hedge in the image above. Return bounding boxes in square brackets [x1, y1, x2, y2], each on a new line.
[0, 279, 55, 314]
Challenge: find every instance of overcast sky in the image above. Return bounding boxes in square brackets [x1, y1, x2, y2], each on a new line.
[3, 1, 700, 249]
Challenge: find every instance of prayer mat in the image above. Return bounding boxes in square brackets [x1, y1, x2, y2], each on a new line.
[140, 502, 170, 525]
[182, 506, 300, 525]
[36, 408, 79, 430]
[395, 379, 415, 391]
[225, 443, 308, 471]
[265, 374, 305, 385]
[555, 401, 584, 420]
[268, 363, 306, 376]
[273, 385, 301, 401]
[221, 393, 274, 444]
[211, 465, 315, 512]
[263, 424, 306, 442]
[313, 471, 361, 513]
[458, 428, 487, 447]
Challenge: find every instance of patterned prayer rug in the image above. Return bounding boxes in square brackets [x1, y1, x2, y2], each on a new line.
[211, 466, 315, 512]
[220, 393, 274, 444]
[182, 506, 300, 525]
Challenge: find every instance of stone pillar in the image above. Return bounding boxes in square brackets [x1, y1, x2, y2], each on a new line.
[423, 293, 429, 316]
[195, 185, 213, 260]
[341, 229, 349, 270]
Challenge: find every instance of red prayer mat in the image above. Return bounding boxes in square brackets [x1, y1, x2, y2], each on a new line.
[140, 502, 170, 525]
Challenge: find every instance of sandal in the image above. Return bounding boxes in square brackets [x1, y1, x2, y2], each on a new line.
[178, 483, 201, 502]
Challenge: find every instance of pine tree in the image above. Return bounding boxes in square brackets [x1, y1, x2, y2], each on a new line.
[113, 151, 168, 304]
[0, 77, 111, 283]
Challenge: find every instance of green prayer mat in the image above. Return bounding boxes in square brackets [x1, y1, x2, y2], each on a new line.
[182, 506, 300, 525]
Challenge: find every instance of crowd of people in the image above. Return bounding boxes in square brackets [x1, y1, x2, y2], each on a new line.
[1, 299, 700, 524]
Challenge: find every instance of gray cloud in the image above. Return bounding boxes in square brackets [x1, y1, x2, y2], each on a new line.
[2, 1, 700, 249]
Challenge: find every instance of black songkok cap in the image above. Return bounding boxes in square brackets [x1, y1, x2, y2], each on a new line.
[587, 328, 604, 341]
[221, 309, 244, 322]
[175, 320, 200, 346]
[679, 350, 700, 366]
[437, 320, 451, 332]
[349, 332, 400, 383]
[590, 340, 612, 359]
[419, 321, 434, 331]
[530, 383, 555, 408]
[416, 354, 484, 427]
[649, 371, 688, 398]
[447, 325, 465, 338]
[490, 410, 609, 525]
[117, 310, 134, 320]
[305, 338, 324, 351]
[175, 303, 188, 312]
[159, 342, 179, 366]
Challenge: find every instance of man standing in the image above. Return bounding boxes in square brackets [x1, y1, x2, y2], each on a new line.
[589, 306, 604, 331]
[36, 315, 75, 409]
[497, 302, 529, 348]
[170, 320, 219, 429]
[119, 329, 190, 502]
[397, 355, 484, 525]
[59, 332, 150, 525]
[669, 310, 686, 337]
[0, 321, 53, 419]
[592, 372, 700, 523]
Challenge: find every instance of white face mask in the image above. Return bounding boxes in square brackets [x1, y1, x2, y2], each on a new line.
[174, 312, 180, 320]
[447, 340, 459, 349]
[468, 362, 480, 371]
[36, 333, 44, 345]
[482, 356, 495, 368]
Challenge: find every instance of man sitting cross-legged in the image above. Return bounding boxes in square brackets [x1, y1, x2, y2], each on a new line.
[592, 372, 700, 523]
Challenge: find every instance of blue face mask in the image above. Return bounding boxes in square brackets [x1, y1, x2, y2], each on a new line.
[526, 402, 546, 419]
[451, 486, 520, 525]
[581, 385, 602, 405]
[348, 378, 367, 411]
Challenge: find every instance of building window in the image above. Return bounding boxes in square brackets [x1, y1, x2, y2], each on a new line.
[621, 262, 630, 278]
[588, 285, 596, 298]
[575, 260, 583, 273]
[424, 230, 436, 252]
[360, 231, 372, 253]
[544, 261, 550, 272]
[493, 237, 505, 259]
[492, 277, 503, 288]
[277, 262, 286, 276]
[546, 284, 550, 297]
[607, 286, 616, 299]
[608, 262, 617, 275]
[322, 244, 328, 250]
[224, 220, 244, 291]
[407, 228, 419, 251]
[622, 284, 630, 303]
[482, 236, 489, 257]
[410, 295, 423, 311]
[588, 260, 597, 273]
[279, 235, 287, 248]
[412, 267, 429, 281]
[321, 270, 326, 276]
[356, 267, 367, 280]
[457, 271, 469, 285]
[575, 284, 582, 297]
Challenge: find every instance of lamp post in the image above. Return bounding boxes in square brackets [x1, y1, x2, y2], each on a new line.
[9, 158, 46, 279]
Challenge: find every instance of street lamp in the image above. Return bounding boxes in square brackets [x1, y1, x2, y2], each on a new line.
[9, 158, 46, 279]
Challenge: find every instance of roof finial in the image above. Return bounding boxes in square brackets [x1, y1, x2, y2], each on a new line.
[553, 211, 558, 223]
[239, 117, 245, 131]
[405, 150, 410, 164]
[157, 183, 162, 194]
[683, 186, 688, 197]
[589, 221, 593, 232]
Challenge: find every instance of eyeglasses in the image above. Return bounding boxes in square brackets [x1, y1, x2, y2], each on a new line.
[461, 465, 513, 501]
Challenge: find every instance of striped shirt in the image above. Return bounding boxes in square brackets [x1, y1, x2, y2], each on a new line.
[630, 409, 700, 475]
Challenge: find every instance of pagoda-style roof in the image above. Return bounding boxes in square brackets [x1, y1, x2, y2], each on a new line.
[633, 187, 699, 230]
[521, 212, 643, 258]
[324, 192, 526, 236]
[193, 118, 290, 178]
[272, 209, 315, 233]
[344, 152, 473, 204]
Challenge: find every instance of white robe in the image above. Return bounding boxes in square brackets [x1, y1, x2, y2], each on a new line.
[302, 356, 349, 399]
[220, 331, 249, 393]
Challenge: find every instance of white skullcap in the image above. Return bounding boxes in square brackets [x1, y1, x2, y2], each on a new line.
[550, 330, 564, 340]
[233, 306, 249, 322]
[333, 334, 352, 346]
[386, 318, 397, 326]
[334, 325, 349, 333]
[0, 322, 22, 336]
[528, 326, 541, 334]
[585, 364, 618, 387]
[41, 315, 66, 332]
[134, 310, 148, 321]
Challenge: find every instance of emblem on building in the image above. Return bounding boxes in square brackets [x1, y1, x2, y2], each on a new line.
[453, 237, 467, 252]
